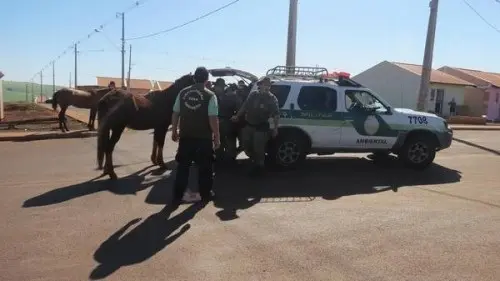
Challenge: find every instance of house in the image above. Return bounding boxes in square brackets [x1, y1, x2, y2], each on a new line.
[438, 66, 500, 121]
[352, 61, 474, 117]
[95, 77, 173, 95]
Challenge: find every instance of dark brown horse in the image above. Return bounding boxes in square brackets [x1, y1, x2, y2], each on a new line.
[51, 87, 112, 132]
[96, 73, 195, 180]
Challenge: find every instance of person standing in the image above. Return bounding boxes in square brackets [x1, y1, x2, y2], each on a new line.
[230, 77, 280, 176]
[448, 98, 457, 116]
[171, 66, 220, 204]
[216, 83, 242, 163]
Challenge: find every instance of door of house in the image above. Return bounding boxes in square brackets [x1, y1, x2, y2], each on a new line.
[434, 89, 445, 115]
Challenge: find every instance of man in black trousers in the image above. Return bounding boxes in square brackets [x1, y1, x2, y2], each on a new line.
[171, 66, 220, 204]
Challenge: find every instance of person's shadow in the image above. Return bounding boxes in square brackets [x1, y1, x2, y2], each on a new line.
[89, 201, 207, 280]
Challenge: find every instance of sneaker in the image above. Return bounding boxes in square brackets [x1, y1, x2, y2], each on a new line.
[182, 191, 202, 203]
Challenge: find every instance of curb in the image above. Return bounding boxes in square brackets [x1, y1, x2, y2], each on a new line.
[0, 130, 97, 142]
[451, 127, 500, 131]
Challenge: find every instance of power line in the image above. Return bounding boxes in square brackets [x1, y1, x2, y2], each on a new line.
[30, 0, 151, 81]
[127, 0, 241, 41]
[462, 0, 500, 34]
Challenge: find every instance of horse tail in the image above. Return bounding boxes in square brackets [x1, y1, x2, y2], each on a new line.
[97, 96, 108, 128]
[52, 90, 59, 110]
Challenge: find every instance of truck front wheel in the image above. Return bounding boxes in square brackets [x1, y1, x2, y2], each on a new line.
[398, 135, 436, 170]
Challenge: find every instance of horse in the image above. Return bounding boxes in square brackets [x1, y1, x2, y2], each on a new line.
[96, 73, 195, 180]
[51, 87, 112, 132]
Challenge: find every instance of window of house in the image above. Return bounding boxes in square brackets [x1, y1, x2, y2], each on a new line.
[297, 86, 337, 111]
[430, 89, 436, 101]
[270, 84, 291, 108]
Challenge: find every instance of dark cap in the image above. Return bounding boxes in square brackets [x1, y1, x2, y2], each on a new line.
[194, 66, 209, 83]
[259, 77, 271, 86]
[215, 78, 226, 86]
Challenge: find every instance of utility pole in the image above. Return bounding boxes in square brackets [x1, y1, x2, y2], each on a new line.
[52, 61, 55, 94]
[74, 43, 78, 88]
[31, 81, 34, 102]
[69, 72, 72, 88]
[40, 71, 43, 103]
[286, 0, 298, 71]
[127, 44, 132, 90]
[25, 83, 29, 102]
[119, 12, 126, 89]
[417, 0, 439, 111]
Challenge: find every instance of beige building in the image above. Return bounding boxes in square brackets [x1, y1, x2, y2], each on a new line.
[352, 61, 474, 117]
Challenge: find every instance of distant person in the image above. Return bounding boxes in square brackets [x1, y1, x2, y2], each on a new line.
[108, 81, 116, 89]
[448, 98, 457, 116]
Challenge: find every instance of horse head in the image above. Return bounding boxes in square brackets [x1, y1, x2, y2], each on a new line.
[163, 73, 195, 104]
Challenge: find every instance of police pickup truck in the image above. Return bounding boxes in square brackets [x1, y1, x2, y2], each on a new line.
[209, 66, 453, 170]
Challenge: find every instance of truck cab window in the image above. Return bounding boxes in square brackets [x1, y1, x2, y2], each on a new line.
[345, 90, 388, 113]
[297, 86, 337, 111]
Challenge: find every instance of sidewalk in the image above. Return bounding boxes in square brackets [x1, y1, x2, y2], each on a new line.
[450, 124, 500, 131]
[0, 104, 98, 141]
[37, 103, 92, 125]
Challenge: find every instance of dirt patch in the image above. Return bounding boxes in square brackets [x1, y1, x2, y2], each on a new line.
[0, 102, 88, 132]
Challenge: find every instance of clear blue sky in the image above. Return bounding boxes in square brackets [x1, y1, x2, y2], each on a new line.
[1, 0, 499, 86]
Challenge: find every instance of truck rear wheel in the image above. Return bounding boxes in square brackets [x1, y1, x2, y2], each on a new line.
[267, 132, 308, 169]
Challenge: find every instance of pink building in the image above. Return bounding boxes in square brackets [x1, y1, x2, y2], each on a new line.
[439, 67, 500, 121]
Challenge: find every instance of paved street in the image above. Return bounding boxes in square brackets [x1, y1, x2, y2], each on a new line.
[0, 131, 499, 281]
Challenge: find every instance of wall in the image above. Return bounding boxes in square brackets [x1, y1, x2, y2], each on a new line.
[463, 87, 487, 117]
[352, 61, 420, 109]
[485, 87, 500, 121]
[428, 83, 466, 117]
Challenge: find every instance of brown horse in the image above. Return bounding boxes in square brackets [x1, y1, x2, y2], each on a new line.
[96, 73, 195, 180]
[51, 87, 112, 132]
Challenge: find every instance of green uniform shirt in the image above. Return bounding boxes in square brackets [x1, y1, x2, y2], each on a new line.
[239, 91, 279, 125]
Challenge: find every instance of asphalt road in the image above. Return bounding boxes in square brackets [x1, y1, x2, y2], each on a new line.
[1, 130, 499, 281]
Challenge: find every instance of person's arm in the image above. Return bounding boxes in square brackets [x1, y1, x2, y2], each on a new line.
[171, 94, 181, 133]
[235, 91, 255, 118]
[208, 95, 220, 140]
[270, 95, 280, 129]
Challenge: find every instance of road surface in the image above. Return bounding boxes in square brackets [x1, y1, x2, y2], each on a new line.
[0, 130, 499, 281]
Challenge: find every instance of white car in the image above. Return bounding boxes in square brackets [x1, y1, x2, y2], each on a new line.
[210, 66, 453, 170]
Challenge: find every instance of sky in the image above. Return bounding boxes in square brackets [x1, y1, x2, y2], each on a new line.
[1, 0, 500, 86]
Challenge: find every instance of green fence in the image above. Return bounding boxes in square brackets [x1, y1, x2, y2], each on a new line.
[1, 81, 65, 103]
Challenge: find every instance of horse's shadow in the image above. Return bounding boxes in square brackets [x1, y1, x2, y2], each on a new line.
[22, 162, 177, 208]
[89, 201, 207, 280]
[210, 155, 462, 221]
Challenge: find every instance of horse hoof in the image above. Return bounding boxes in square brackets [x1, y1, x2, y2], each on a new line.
[158, 163, 167, 170]
[150, 155, 158, 165]
[108, 173, 118, 180]
[96, 166, 103, 171]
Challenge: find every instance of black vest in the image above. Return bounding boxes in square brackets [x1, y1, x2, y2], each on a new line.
[178, 85, 214, 139]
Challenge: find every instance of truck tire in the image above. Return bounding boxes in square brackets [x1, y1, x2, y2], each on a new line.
[267, 132, 308, 169]
[398, 135, 436, 170]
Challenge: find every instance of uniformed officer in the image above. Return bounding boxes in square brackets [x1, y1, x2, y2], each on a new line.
[216, 83, 242, 163]
[213, 78, 226, 98]
[171, 66, 220, 203]
[230, 77, 279, 176]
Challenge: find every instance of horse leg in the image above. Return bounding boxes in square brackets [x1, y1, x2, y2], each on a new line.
[154, 127, 168, 169]
[103, 124, 126, 180]
[88, 108, 97, 131]
[60, 107, 70, 132]
[97, 127, 109, 170]
[151, 139, 158, 165]
[58, 106, 66, 132]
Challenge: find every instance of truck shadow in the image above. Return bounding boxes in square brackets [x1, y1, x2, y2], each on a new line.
[210, 156, 461, 221]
